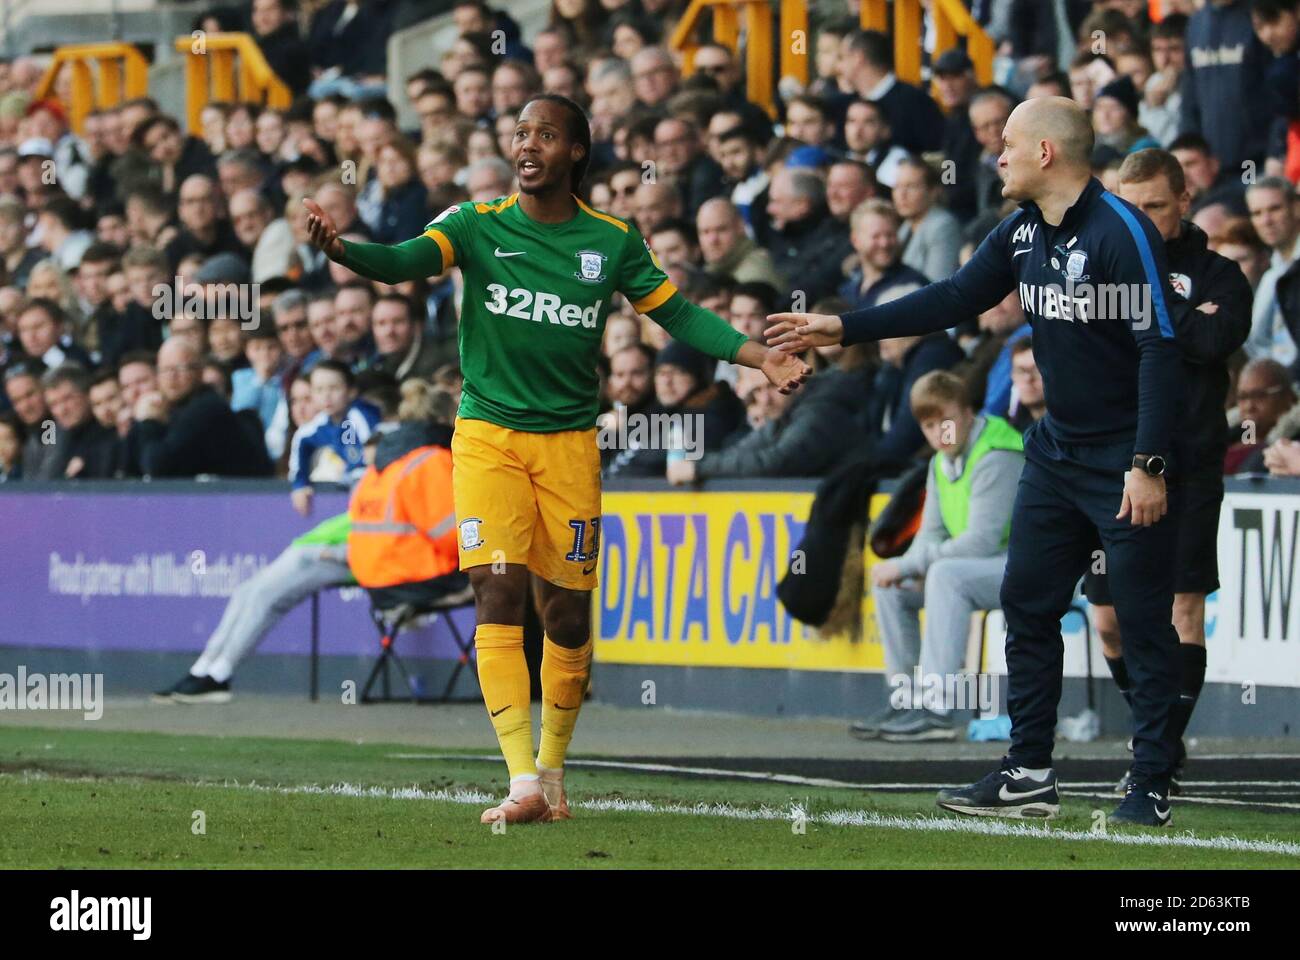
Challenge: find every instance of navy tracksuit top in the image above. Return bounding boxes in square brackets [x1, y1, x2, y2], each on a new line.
[841, 177, 1184, 467]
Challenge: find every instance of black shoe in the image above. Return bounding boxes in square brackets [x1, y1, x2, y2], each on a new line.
[1110, 780, 1172, 827]
[1116, 740, 1186, 796]
[936, 763, 1060, 820]
[879, 708, 958, 742]
[168, 674, 232, 704]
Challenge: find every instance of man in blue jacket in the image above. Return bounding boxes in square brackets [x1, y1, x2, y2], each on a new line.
[768, 97, 1187, 827]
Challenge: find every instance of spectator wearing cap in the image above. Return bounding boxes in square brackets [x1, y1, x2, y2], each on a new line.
[164, 175, 244, 272]
[608, 340, 744, 478]
[251, 0, 313, 96]
[968, 87, 1016, 222]
[696, 197, 787, 292]
[16, 136, 55, 201]
[1094, 76, 1161, 157]
[894, 156, 962, 282]
[765, 167, 853, 305]
[843, 98, 910, 192]
[934, 49, 982, 223]
[1181, 0, 1272, 174]
[839, 199, 928, 313]
[0, 195, 43, 288]
[126, 336, 272, 478]
[654, 117, 728, 219]
[41, 364, 120, 479]
[837, 29, 944, 155]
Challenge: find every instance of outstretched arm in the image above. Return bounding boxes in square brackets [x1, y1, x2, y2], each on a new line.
[303, 197, 444, 285]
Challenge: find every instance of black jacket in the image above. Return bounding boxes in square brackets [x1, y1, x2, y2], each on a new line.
[696, 368, 869, 479]
[875, 79, 945, 154]
[309, 0, 395, 78]
[95, 302, 164, 371]
[766, 204, 853, 305]
[256, 22, 313, 95]
[1165, 221, 1252, 474]
[128, 385, 273, 478]
[605, 382, 745, 478]
[867, 333, 965, 464]
[62, 418, 121, 479]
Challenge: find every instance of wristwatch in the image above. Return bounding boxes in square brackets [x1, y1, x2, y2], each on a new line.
[1132, 453, 1167, 478]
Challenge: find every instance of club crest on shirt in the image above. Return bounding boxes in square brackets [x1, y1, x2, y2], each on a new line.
[459, 517, 484, 550]
[1054, 244, 1090, 283]
[575, 250, 607, 283]
[1170, 272, 1192, 298]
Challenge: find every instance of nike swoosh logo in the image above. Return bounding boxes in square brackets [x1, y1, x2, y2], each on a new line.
[582, 562, 597, 575]
[494, 247, 525, 257]
[1012, 248, 1032, 258]
[553, 703, 578, 711]
[998, 782, 1055, 801]
[490, 705, 510, 717]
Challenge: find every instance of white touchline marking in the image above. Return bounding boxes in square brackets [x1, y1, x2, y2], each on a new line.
[1065, 790, 1300, 812]
[382, 754, 1300, 798]
[9, 771, 1297, 857]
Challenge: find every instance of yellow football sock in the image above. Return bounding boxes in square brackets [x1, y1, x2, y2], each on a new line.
[474, 623, 536, 781]
[537, 635, 592, 770]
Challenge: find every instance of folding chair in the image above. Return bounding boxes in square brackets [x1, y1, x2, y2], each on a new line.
[360, 574, 478, 704]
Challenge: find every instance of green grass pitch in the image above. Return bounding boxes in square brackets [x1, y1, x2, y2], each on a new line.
[1, 726, 1296, 869]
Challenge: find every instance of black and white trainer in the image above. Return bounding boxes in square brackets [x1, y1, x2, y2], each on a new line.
[936, 764, 1060, 819]
[1109, 780, 1173, 827]
[168, 674, 232, 704]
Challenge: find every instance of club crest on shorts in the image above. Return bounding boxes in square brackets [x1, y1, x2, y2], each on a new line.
[459, 517, 484, 550]
[575, 250, 607, 283]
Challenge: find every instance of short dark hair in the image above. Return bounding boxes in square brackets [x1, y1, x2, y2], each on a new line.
[650, 217, 698, 247]
[1118, 148, 1187, 196]
[1010, 334, 1034, 356]
[374, 292, 415, 318]
[21, 297, 64, 327]
[118, 349, 157, 370]
[730, 281, 780, 314]
[846, 30, 892, 71]
[310, 358, 355, 388]
[1151, 13, 1189, 40]
[1250, 1, 1299, 24]
[41, 363, 91, 394]
[1168, 132, 1213, 157]
[79, 242, 121, 268]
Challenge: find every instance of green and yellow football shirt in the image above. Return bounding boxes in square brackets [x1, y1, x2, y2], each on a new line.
[340, 192, 747, 433]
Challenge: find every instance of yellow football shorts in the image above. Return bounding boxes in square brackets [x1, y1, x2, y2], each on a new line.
[451, 416, 602, 591]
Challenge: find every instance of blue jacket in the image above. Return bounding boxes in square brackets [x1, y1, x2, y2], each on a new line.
[842, 177, 1184, 466]
[1180, 0, 1271, 171]
[288, 398, 381, 489]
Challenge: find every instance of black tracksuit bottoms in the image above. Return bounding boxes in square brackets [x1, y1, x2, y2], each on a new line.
[999, 422, 1181, 785]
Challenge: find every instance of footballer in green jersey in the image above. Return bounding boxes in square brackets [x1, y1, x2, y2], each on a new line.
[304, 94, 809, 825]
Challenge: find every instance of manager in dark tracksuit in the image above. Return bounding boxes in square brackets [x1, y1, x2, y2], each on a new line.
[1085, 148, 1252, 795]
[767, 97, 1186, 826]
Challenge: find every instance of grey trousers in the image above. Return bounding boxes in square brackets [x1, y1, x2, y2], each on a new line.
[190, 543, 353, 683]
[873, 554, 1007, 711]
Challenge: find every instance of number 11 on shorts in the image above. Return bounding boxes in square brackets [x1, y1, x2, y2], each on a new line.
[566, 516, 601, 564]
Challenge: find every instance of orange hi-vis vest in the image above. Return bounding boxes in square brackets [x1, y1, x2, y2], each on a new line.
[347, 444, 459, 589]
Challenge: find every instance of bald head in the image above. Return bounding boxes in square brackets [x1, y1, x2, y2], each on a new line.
[1012, 97, 1094, 168]
[159, 335, 198, 367]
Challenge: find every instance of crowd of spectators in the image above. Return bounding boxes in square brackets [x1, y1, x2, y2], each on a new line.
[3, 0, 1300, 496]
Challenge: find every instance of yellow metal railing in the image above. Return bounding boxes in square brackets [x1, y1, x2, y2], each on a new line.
[174, 32, 292, 132]
[862, 0, 994, 88]
[670, 0, 807, 119]
[33, 44, 150, 134]
[671, 1, 994, 118]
